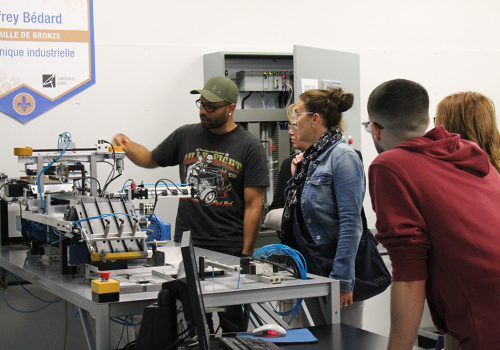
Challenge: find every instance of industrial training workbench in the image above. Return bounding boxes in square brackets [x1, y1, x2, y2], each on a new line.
[0, 244, 340, 350]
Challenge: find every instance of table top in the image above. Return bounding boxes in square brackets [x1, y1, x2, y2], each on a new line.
[279, 324, 425, 350]
[0, 244, 339, 312]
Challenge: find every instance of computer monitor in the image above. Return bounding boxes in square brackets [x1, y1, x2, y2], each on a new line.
[177, 232, 212, 350]
[136, 231, 211, 350]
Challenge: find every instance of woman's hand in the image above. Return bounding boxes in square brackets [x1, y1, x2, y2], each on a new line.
[291, 152, 304, 175]
[340, 291, 353, 308]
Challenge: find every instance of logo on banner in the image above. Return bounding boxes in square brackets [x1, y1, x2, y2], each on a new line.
[0, 0, 95, 123]
[13, 93, 36, 115]
[43, 75, 56, 88]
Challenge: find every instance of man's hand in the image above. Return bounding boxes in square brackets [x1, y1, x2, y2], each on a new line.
[111, 133, 158, 169]
[113, 134, 131, 150]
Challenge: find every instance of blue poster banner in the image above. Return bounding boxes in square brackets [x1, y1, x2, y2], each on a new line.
[0, 0, 95, 123]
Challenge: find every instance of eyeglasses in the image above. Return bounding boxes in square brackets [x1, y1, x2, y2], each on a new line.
[292, 112, 314, 122]
[195, 99, 231, 113]
[280, 122, 298, 131]
[362, 121, 384, 134]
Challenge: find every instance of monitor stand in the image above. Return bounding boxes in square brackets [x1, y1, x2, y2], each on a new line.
[136, 282, 178, 350]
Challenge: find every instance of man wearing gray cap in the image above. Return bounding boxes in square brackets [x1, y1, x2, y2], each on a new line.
[113, 76, 269, 332]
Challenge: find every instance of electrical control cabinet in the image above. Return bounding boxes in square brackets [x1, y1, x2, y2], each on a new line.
[203, 45, 361, 207]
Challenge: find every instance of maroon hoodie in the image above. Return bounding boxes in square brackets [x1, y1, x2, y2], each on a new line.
[369, 126, 500, 350]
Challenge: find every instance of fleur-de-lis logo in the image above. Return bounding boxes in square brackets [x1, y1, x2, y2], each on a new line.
[13, 93, 36, 115]
[18, 95, 31, 112]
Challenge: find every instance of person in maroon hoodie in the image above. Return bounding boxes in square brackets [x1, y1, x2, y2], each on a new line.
[365, 79, 500, 350]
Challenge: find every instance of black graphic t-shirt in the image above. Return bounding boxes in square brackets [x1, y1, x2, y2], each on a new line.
[151, 124, 269, 248]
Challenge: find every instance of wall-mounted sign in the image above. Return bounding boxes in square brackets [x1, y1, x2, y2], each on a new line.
[0, 0, 95, 123]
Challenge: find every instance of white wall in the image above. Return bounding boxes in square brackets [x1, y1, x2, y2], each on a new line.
[2, 0, 499, 226]
[1, 0, 499, 346]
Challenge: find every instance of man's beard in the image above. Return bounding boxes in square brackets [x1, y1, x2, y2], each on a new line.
[200, 112, 229, 130]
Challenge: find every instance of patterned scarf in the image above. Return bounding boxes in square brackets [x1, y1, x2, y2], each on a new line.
[281, 127, 342, 243]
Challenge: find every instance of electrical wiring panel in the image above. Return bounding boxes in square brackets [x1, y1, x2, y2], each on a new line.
[236, 70, 293, 92]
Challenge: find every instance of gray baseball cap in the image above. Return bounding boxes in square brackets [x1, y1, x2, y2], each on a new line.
[190, 76, 238, 104]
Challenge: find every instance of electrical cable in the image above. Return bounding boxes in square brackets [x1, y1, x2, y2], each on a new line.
[0, 182, 7, 195]
[283, 82, 294, 107]
[241, 92, 252, 109]
[102, 173, 122, 195]
[70, 176, 102, 195]
[120, 340, 137, 350]
[38, 132, 72, 213]
[116, 323, 127, 350]
[121, 179, 132, 192]
[121, 180, 187, 193]
[111, 317, 141, 327]
[156, 327, 194, 350]
[2, 289, 59, 313]
[74, 212, 135, 237]
[1, 273, 63, 313]
[243, 307, 259, 329]
[149, 180, 170, 234]
[253, 244, 307, 277]
[101, 140, 122, 195]
[148, 178, 184, 233]
[71, 304, 80, 318]
[8, 273, 63, 303]
[251, 244, 307, 324]
[246, 304, 265, 326]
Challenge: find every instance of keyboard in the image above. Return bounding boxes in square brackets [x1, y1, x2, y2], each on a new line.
[218, 336, 280, 350]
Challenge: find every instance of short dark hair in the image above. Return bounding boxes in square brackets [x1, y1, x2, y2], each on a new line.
[367, 79, 429, 132]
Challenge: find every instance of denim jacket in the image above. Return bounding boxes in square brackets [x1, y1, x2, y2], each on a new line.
[300, 141, 365, 292]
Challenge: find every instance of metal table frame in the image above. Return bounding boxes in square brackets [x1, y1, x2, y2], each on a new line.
[0, 245, 339, 350]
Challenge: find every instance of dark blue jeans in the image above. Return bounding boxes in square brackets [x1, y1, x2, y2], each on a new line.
[196, 244, 248, 334]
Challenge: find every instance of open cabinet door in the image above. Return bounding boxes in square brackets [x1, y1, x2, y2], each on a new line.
[293, 45, 361, 150]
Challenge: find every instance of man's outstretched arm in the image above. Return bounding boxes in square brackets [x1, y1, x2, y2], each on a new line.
[113, 134, 158, 169]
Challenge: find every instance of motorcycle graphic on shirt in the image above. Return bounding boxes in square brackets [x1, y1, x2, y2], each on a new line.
[184, 150, 237, 206]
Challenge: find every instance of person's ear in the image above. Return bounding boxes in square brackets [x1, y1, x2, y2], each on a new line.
[312, 113, 320, 125]
[371, 122, 382, 141]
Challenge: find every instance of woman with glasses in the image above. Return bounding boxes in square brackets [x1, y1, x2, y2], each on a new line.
[264, 108, 312, 233]
[435, 91, 500, 173]
[282, 88, 366, 327]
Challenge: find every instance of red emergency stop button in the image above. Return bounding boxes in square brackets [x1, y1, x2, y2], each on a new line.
[99, 271, 111, 281]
